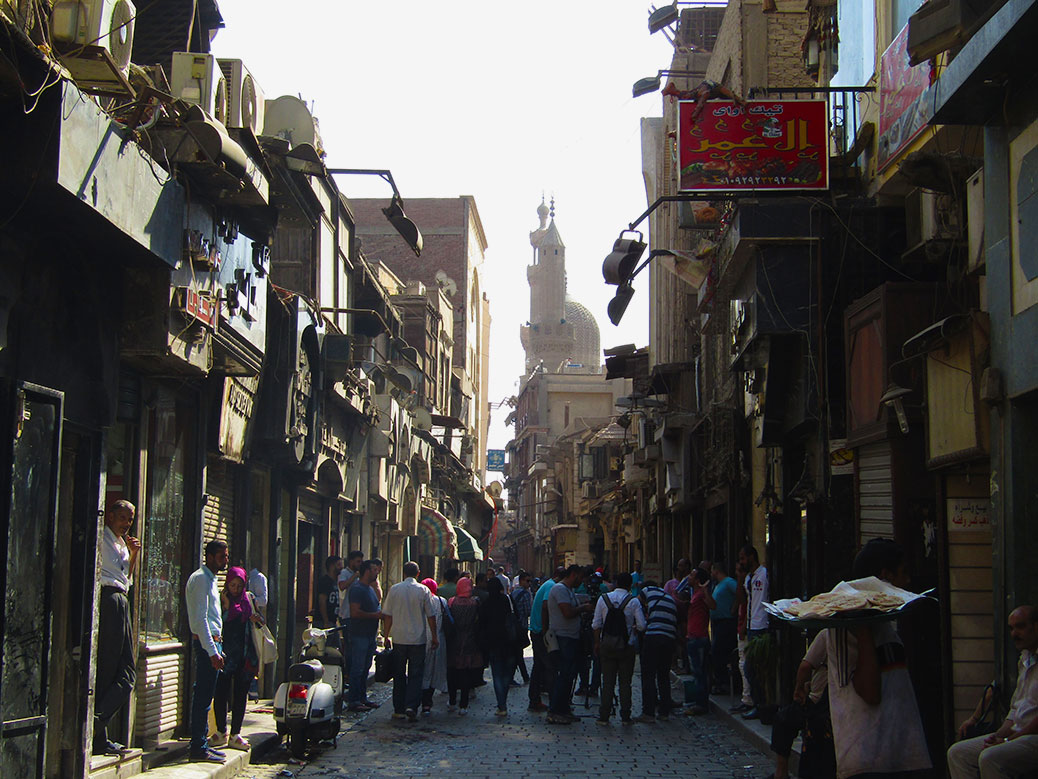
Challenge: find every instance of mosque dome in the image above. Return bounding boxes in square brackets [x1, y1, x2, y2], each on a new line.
[564, 296, 601, 372]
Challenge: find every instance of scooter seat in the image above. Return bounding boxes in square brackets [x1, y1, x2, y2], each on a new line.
[288, 658, 325, 682]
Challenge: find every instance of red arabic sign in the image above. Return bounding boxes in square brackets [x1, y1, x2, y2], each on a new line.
[678, 99, 829, 192]
[878, 24, 935, 171]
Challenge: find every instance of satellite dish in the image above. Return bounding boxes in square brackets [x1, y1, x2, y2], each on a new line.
[263, 95, 323, 155]
[487, 481, 503, 498]
[413, 408, 433, 431]
[434, 270, 458, 297]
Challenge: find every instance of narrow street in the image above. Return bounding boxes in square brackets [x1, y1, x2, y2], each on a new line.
[245, 670, 771, 779]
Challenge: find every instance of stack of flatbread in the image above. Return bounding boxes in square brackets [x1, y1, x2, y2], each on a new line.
[783, 588, 905, 619]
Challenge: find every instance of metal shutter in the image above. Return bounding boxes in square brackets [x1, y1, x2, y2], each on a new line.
[203, 458, 236, 590]
[133, 651, 184, 743]
[857, 441, 894, 544]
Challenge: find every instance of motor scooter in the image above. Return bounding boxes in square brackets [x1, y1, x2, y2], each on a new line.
[273, 623, 348, 758]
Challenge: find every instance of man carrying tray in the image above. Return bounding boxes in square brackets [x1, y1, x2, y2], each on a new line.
[947, 604, 1038, 778]
[800, 539, 931, 778]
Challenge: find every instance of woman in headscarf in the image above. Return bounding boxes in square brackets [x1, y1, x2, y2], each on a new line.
[446, 576, 482, 714]
[420, 577, 449, 714]
[478, 576, 519, 716]
[212, 566, 264, 750]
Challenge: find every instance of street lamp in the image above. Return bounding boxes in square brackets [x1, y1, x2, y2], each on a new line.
[631, 69, 706, 98]
[604, 249, 677, 325]
[326, 168, 424, 257]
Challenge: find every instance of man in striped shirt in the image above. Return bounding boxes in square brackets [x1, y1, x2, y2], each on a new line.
[635, 580, 679, 722]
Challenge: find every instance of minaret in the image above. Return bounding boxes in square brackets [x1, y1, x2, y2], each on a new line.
[520, 198, 577, 376]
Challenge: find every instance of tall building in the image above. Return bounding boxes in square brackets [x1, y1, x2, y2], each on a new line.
[506, 201, 628, 572]
[520, 199, 601, 376]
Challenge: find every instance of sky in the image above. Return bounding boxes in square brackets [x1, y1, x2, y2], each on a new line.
[211, 1, 682, 461]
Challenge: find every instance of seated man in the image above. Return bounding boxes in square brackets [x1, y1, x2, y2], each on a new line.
[947, 605, 1038, 778]
[768, 634, 835, 779]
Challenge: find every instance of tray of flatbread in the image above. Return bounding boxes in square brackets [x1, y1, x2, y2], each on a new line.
[764, 577, 929, 628]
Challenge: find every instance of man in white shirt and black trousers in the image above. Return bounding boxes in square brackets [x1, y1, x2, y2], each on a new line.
[382, 561, 438, 722]
[93, 500, 140, 756]
[592, 571, 646, 725]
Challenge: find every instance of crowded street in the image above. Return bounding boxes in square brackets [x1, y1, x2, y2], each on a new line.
[4, 1, 1038, 778]
[245, 669, 772, 779]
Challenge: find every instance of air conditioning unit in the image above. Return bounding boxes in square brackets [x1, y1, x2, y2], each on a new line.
[906, 0, 987, 66]
[50, 0, 136, 71]
[904, 188, 962, 256]
[170, 52, 227, 124]
[218, 58, 265, 133]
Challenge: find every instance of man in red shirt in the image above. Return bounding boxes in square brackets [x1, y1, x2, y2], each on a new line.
[684, 567, 716, 714]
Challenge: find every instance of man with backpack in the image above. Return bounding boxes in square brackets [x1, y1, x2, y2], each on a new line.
[591, 571, 646, 725]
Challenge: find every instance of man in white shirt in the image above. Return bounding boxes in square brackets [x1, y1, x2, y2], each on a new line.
[382, 561, 438, 721]
[739, 544, 770, 718]
[591, 571, 646, 725]
[93, 500, 140, 755]
[247, 567, 268, 618]
[948, 604, 1038, 778]
[185, 540, 229, 763]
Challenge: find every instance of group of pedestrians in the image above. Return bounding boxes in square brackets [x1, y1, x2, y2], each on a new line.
[94, 501, 271, 765]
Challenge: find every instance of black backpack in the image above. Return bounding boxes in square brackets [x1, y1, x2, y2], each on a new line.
[600, 593, 633, 652]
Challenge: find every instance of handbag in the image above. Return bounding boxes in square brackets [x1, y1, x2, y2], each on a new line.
[246, 592, 278, 665]
[374, 646, 395, 683]
[961, 682, 1001, 740]
[508, 592, 530, 648]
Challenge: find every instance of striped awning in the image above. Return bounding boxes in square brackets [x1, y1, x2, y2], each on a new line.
[454, 524, 484, 562]
[417, 507, 458, 558]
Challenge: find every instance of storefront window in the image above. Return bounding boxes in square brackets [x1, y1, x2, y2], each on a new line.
[140, 390, 186, 645]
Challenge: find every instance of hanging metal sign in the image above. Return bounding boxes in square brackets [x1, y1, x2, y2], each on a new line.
[677, 99, 829, 192]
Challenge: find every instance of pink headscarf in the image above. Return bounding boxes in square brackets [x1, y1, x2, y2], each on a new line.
[452, 577, 473, 605]
[422, 577, 438, 595]
[225, 566, 252, 623]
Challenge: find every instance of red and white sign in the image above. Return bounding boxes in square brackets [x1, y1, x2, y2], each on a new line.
[180, 286, 217, 328]
[678, 99, 829, 192]
[878, 24, 936, 171]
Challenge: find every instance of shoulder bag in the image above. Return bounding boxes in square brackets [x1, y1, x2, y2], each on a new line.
[246, 592, 278, 666]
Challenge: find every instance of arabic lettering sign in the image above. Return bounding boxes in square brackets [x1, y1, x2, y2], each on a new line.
[486, 449, 506, 471]
[678, 99, 829, 192]
[947, 498, 990, 532]
[878, 23, 935, 171]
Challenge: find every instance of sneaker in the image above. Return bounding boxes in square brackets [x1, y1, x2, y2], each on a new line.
[363, 699, 381, 708]
[189, 749, 225, 763]
[728, 702, 752, 713]
[458, 708, 468, 716]
[227, 734, 250, 751]
[495, 709, 507, 717]
[348, 704, 371, 712]
[391, 712, 407, 720]
[595, 718, 609, 725]
[207, 748, 227, 759]
[527, 702, 548, 712]
[405, 708, 417, 722]
[208, 732, 227, 747]
[741, 707, 760, 720]
[633, 714, 656, 724]
[421, 707, 432, 715]
[509, 680, 521, 687]
[546, 712, 572, 724]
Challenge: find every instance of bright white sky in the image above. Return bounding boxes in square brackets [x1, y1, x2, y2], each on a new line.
[211, 1, 681, 459]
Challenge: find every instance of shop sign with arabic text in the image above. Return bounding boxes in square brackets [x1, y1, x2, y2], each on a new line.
[678, 99, 829, 192]
[878, 24, 935, 171]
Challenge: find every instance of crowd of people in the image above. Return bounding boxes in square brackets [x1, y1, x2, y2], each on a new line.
[94, 497, 1038, 774]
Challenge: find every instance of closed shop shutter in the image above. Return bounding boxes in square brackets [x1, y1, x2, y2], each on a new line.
[134, 651, 184, 743]
[857, 441, 893, 544]
[204, 458, 236, 589]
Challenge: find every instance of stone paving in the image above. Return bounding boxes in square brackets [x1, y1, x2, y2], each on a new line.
[243, 658, 772, 779]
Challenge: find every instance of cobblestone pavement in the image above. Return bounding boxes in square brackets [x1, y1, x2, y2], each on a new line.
[243, 659, 772, 779]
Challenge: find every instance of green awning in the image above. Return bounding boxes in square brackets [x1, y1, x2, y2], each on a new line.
[454, 525, 484, 561]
